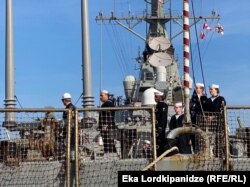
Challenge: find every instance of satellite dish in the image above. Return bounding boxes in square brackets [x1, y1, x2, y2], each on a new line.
[148, 52, 172, 67]
[148, 36, 171, 51]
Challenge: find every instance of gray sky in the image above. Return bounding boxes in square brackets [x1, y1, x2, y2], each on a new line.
[0, 0, 249, 108]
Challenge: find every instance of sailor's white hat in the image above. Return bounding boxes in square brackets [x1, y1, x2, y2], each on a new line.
[174, 102, 183, 108]
[195, 83, 204, 88]
[101, 90, 109, 94]
[144, 140, 151, 144]
[154, 90, 164, 96]
[209, 84, 219, 89]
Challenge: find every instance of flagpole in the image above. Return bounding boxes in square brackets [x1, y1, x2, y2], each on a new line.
[183, 0, 191, 123]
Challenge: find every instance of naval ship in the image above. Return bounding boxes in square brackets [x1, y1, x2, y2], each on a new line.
[0, 0, 249, 186]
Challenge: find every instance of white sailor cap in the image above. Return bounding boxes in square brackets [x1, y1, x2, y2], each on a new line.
[195, 83, 204, 88]
[154, 90, 164, 96]
[174, 102, 183, 108]
[144, 140, 151, 144]
[209, 84, 219, 89]
[100, 90, 109, 94]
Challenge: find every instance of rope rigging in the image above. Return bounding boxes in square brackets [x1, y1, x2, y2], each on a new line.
[190, 0, 207, 95]
[189, 0, 220, 95]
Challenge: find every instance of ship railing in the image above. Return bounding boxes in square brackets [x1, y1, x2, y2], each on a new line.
[0, 106, 156, 186]
[153, 106, 250, 171]
[0, 105, 250, 186]
[224, 105, 250, 170]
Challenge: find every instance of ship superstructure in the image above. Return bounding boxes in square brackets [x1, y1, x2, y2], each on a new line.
[96, 0, 218, 109]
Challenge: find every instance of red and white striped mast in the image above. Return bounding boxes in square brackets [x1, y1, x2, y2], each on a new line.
[183, 0, 191, 123]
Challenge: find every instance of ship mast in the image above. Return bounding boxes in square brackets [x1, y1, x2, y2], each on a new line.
[4, 0, 16, 128]
[81, 0, 94, 109]
[96, 0, 181, 105]
[95, 0, 219, 107]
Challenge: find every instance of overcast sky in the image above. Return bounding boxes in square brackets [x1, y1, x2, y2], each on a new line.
[0, 0, 249, 108]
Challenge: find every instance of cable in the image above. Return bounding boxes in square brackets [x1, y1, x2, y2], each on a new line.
[15, 95, 23, 108]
